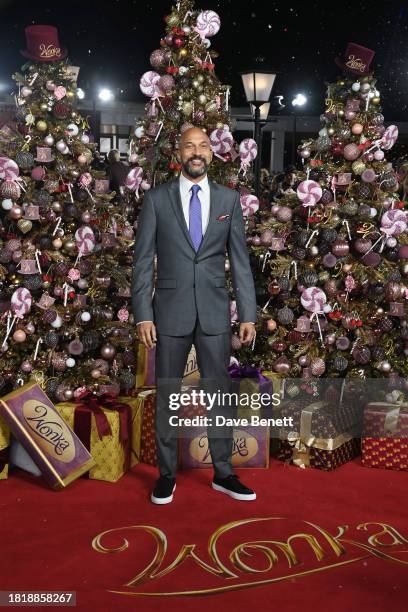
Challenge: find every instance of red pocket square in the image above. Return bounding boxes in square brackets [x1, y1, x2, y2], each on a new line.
[216, 214, 230, 221]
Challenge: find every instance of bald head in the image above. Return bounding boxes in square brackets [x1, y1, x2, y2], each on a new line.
[177, 127, 213, 181]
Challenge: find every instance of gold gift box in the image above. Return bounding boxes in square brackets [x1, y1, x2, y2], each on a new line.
[0, 414, 10, 480]
[56, 396, 142, 483]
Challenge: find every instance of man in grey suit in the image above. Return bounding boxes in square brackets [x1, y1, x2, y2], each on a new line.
[132, 127, 257, 504]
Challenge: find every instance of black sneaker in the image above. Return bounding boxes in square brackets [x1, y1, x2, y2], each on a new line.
[212, 475, 256, 501]
[151, 476, 176, 505]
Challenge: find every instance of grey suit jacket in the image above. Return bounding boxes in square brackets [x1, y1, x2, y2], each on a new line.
[131, 177, 257, 336]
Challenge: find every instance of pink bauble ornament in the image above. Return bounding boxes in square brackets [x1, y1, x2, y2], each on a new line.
[13, 329, 27, 343]
[31, 166, 46, 181]
[129, 153, 139, 163]
[276, 206, 293, 222]
[351, 123, 364, 134]
[343, 143, 361, 161]
[77, 154, 87, 165]
[100, 343, 116, 360]
[158, 74, 175, 93]
[374, 149, 384, 161]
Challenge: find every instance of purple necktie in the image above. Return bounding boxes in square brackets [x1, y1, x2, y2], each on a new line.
[189, 184, 202, 251]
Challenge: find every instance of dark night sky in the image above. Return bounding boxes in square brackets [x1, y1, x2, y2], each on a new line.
[0, 0, 408, 119]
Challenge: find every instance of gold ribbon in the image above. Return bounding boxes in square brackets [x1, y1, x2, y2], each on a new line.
[367, 402, 408, 435]
[283, 401, 353, 468]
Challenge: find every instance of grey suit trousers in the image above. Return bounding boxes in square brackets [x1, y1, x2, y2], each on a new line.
[155, 318, 234, 479]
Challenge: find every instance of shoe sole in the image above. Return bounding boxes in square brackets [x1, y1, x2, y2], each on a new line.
[212, 482, 256, 501]
[151, 484, 176, 505]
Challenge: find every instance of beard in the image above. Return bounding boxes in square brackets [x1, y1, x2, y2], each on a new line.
[182, 156, 209, 179]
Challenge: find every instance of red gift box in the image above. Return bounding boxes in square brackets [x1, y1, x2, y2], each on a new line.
[138, 390, 157, 466]
[362, 403, 408, 471]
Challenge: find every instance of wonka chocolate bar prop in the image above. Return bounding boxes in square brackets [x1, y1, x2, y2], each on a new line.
[0, 382, 94, 489]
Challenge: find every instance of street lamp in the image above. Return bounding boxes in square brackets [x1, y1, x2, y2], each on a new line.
[291, 93, 307, 165]
[98, 88, 114, 102]
[250, 102, 271, 122]
[240, 70, 276, 198]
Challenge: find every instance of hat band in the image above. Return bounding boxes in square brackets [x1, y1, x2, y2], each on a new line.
[39, 43, 62, 59]
[345, 54, 367, 73]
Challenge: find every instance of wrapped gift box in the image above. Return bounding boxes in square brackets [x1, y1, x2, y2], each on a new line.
[0, 414, 10, 480]
[278, 400, 361, 470]
[138, 389, 157, 466]
[228, 365, 281, 419]
[135, 343, 198, 389]
[56, 394, 141, 482]
[278, 437, 361, 470]
[362, 403, 408, 471]
[0, 383, 94, 489]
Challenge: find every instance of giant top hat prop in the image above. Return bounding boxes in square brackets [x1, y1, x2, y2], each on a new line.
[335, 42, 375, 76]
[21, 25, 67, 62]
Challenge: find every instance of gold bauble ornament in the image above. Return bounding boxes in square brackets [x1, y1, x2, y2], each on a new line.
[66, 90, 74, 100]
[178, 48, 188, 59]
[36, 120, 48, 132]
[198, 94, 207, 104]
[17, 219, 33, 234]
[327, 127, 335, 135]
[205, 101, 218, 113]
[305, 261, 315, 269]
[216, 122, 224, 128]
[338, 80, 345, 86]
[197, 74, 205, 83]
[192, 80, 200, 89]
[352, 160, 366, 175]
[372, 97, 380, 105]
[40, 103, 48, 112]
[338, 109, 345, 117]
[167, 14, 179, 26]
[71, 111, 77, 118]
[181, 101, 193, 116]
[62, 239, 76, 254]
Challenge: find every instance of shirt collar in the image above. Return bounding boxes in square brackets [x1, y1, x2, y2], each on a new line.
[179, 173, 209, 196]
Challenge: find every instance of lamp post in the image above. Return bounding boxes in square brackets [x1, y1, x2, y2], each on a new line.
[240, 70, 276, 198]
[291, 93, 307, 166]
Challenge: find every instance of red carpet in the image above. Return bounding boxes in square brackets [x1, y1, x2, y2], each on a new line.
[1, 458, 407, 611]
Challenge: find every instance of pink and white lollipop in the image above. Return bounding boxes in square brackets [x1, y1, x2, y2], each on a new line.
[240, 193, 259, 216]
[11, 287, 32, 318]
[381, 125, 398, 151]
[301, 287, 327, 314]
[239, 138, 258, 162]
[297, 180, 322, 207]
[140, 71, 163, 98]
[210, 128, 233, 155]
[75, 225, 95, 255]
[195, 10, 221, 38]
[0, 156, 19, 181]
[125, 167, 143, 197]
[380, 209, 407, 236]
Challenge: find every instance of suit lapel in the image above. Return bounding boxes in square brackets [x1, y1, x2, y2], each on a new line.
[168, 178, 196, 252]
[196, 179, 218, 255]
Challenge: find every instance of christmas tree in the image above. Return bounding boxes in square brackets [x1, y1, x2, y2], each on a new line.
[0, 26, 137, 401]
[245, 44, 408, 380]
[127, 0, 260, 353]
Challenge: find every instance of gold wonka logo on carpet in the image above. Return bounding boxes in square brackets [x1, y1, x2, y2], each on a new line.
[92, 518, 408, 596]
[23, 400, 75, 462]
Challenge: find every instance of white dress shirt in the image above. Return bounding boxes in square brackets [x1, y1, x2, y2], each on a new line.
[179, 172, 210, 234]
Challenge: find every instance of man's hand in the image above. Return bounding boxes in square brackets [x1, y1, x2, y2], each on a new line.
[137, 322, 157, 349]
[239, 322, 256, 346]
